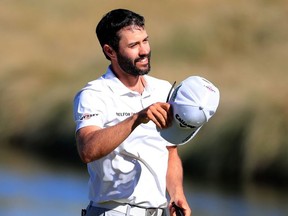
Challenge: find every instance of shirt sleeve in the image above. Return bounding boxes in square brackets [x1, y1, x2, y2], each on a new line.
[73, 89, 106, 132]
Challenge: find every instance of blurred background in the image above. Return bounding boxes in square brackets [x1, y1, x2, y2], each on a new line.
[1, 0, 288, 215]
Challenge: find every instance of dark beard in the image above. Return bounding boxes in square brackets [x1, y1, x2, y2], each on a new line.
[117, 51, 151, 76]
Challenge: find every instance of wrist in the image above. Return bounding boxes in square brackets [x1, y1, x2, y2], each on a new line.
[131, 113, 145, 129]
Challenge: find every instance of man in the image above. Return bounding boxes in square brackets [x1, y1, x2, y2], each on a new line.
[73, 9, 191, 216]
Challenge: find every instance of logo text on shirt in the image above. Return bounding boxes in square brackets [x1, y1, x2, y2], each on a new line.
[80, 113, 98, 120]
[116, 112, 134, 117]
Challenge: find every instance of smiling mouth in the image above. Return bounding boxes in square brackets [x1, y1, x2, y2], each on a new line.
[136, 57, 149, 65]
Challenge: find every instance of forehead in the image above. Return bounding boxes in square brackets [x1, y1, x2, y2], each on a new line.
[118, 25, 148, 43]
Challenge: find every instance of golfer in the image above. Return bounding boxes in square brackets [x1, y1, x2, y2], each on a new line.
[73, 9, 191, 216]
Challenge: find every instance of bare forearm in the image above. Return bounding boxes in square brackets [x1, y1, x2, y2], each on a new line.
[166, 147, 191, 215]
[76, 102, 171, 163]
[166, 147, 185, 198]
[77, 114, 140, 163]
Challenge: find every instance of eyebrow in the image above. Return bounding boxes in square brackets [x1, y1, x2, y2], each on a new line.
[128, 35, 149, 47]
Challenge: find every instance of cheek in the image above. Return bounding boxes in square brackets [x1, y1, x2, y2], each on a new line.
[121, 49, 138, 61]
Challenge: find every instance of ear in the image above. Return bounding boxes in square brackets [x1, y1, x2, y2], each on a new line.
[103, 44, 116, 60]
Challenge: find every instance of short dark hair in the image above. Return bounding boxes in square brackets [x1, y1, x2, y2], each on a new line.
[96, 9, 145, 60]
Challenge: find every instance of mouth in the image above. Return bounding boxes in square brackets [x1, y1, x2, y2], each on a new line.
[136, 57, 149, 65]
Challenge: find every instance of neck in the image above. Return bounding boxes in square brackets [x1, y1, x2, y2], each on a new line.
[110, 65, 146, 94]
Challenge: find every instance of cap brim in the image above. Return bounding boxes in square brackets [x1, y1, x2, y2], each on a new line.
[159, 122, 202, 145]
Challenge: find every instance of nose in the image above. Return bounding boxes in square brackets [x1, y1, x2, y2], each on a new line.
[139, 42, 150, 56]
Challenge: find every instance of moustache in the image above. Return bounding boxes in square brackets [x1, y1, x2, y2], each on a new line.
[135, 53, 151, 63]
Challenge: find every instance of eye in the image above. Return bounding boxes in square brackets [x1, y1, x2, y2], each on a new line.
[143, 37, 149, 43]
[128, 42, 138, 48]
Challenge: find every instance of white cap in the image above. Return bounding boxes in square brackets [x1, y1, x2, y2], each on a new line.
[159, 76, 220, 145]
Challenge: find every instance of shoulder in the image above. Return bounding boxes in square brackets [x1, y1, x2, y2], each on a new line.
[83, 77, 107, 92]
[73, 77, 109, 103]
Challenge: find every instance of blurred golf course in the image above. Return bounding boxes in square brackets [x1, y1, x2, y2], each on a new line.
[1, 0, 288, 189]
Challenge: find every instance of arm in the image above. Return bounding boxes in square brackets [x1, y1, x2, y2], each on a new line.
[166, 146, 191, 216]
[76, 102, 171, 163]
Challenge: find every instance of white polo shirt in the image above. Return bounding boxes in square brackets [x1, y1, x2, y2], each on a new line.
[73, 66, 174, 208]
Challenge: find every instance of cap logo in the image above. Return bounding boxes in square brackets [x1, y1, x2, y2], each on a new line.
[204, 84, 216, 93]
[175, 114, 196, 129]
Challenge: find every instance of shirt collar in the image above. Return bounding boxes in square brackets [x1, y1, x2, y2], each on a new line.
[103, 66, 153, 97]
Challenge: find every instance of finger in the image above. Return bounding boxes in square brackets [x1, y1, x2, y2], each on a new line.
[160, 103, 173, 125]
[166, 104, 173, 126]
[154, 106, 171, 128]
[172, 202, 185, 216]
[145, 103, 171, 128]
[146, 108, 163, 128]
[168, 203, 175, 216]
[155, 107, 169, 127]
